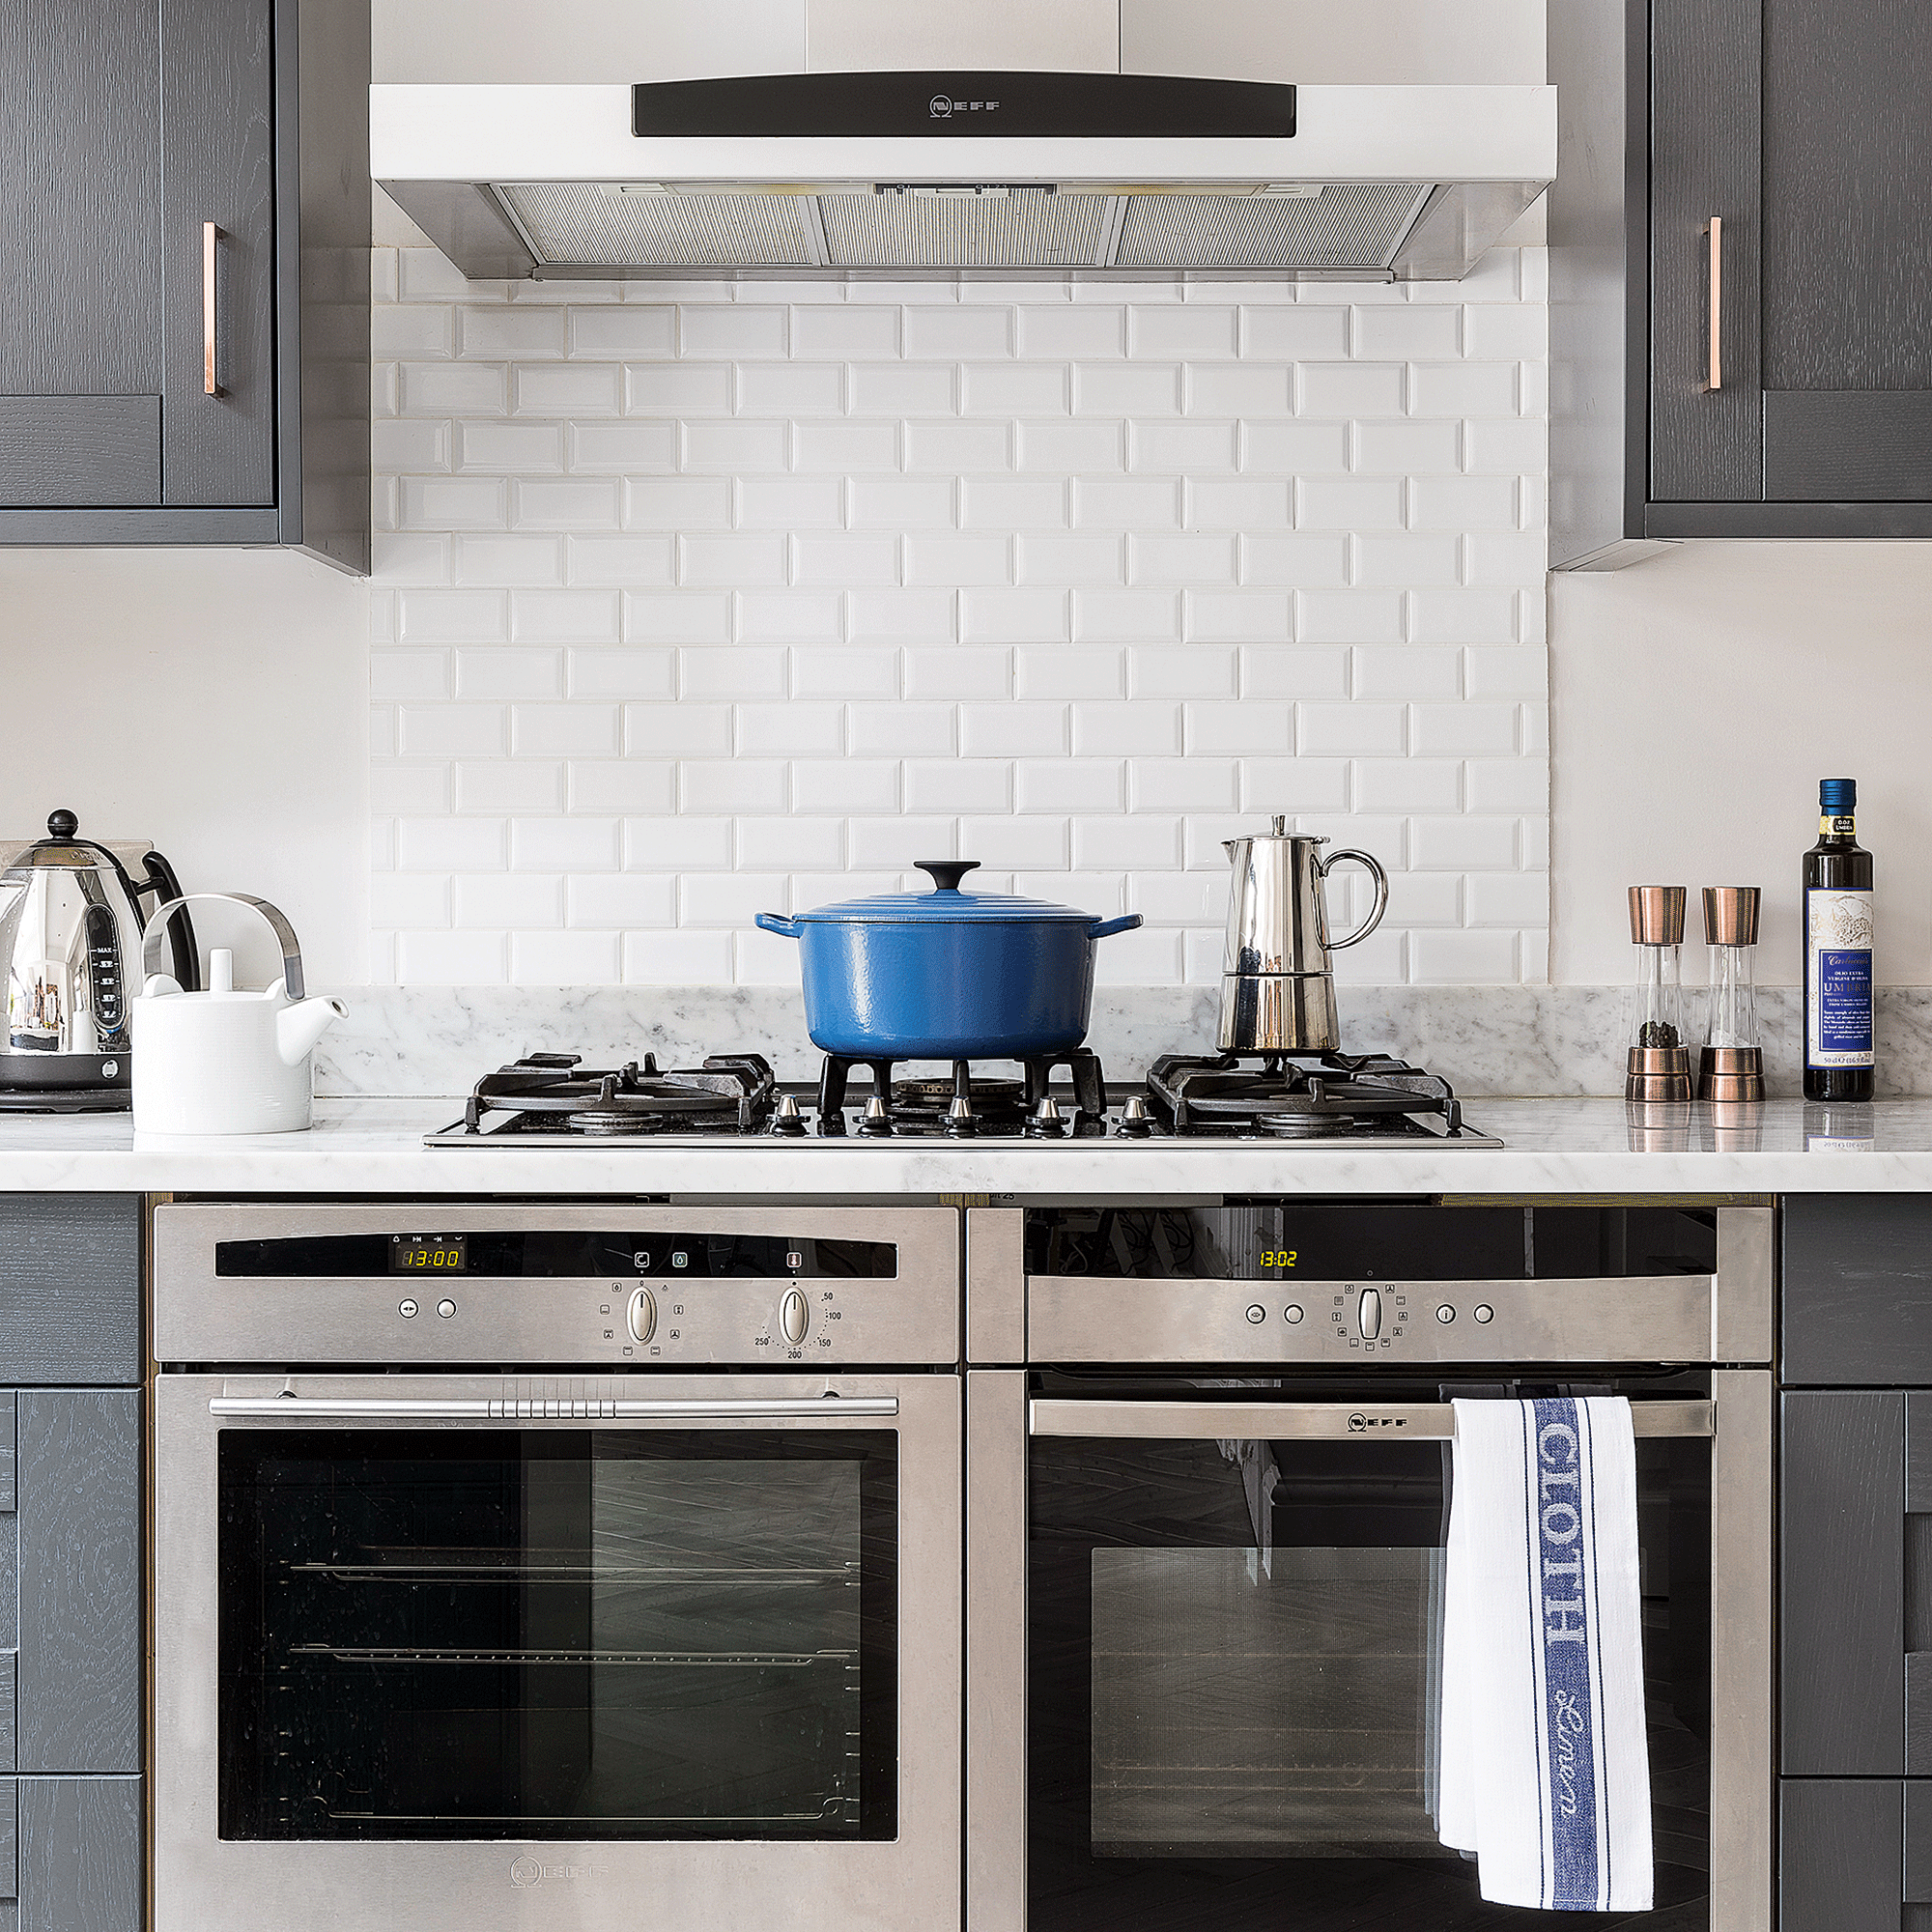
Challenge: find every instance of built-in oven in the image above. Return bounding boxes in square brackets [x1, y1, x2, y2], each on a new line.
[151, 1203, 964, 1932]
[963, 1201, 1775, 1932]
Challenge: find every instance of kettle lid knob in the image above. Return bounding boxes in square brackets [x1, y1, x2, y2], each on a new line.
[1271, 814, 1287, 836]
[46, 809, 77, 840]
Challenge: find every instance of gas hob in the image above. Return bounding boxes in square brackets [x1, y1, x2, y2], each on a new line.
[424, 1049, 1503, 1148]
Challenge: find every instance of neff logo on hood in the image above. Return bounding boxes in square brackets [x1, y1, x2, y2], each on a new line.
[510, 1857, 582, 1889]
[928, 95, 1000, 118]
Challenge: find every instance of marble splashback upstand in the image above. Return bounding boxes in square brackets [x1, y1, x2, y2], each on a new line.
[314, 984, 1932, 1100]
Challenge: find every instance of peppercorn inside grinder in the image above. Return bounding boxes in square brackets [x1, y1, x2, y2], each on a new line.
[1626, 885, 1693, 1102]
[1698, 885, 1765, 1102]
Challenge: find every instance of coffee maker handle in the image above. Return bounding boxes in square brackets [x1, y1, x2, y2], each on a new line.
[1318, 850, 1389, 951]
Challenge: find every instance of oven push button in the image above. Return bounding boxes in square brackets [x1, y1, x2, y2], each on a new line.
[1358, 1288, 1382, 1342]
[628, 1287, 657, 1346]
[781, 1287, 810, 1346]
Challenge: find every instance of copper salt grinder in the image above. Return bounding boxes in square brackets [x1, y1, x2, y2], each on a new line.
[1698, 886, 1766, 1102]
[1626, 886, 1693, 1102]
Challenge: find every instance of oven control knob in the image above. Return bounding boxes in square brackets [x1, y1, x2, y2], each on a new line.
[628, 1287, 657, 1346]
[1358, 1288, 1382, 1342]
[1283, 1304, 1303, 1324]
[781, 1287, 810, 1346]
[1473, 1304, 1494, 1324]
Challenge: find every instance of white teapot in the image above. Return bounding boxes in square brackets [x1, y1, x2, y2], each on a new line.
[130, 894, 345, 1134]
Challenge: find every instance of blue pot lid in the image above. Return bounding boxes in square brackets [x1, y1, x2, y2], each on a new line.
[792, 861, 1100, 925]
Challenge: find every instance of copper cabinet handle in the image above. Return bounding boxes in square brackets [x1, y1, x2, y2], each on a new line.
[203, 221, 223, 396]
[1704, 215, 1722, 392]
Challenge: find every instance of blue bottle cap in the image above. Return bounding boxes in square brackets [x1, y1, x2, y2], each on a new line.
[1820, 778, 1857, 812]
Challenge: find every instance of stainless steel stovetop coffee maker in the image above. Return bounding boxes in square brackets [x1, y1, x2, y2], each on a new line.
[1218, 816, 1388, 1053]
[0, 810, 198, 1110]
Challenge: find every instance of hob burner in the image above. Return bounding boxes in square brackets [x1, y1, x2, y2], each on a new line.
[451, 1052, 779, 1137]
[1147, 1050, 1492, 1142]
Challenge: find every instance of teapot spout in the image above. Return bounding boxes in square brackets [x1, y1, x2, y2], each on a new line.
[276, 994, 346, 1066]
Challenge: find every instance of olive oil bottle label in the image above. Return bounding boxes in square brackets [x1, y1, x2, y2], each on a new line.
[1806, 888, 1875, 1067]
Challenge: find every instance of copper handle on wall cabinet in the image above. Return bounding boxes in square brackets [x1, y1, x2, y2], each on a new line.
[1703, 216, 1722, 392]
[203, 222, 223, 396]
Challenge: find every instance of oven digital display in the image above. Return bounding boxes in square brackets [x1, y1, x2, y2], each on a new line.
[389, 1235, 469, 1274]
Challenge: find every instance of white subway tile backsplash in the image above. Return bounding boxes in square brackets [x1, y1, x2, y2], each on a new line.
[565, 759, 674, 814]
[373, 249, 1550, 985]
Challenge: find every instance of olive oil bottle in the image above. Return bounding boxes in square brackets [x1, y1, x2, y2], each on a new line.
[1803, 778, 1875, 1102]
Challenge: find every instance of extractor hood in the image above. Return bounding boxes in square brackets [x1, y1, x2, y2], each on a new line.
[373, 71, 1555, 282]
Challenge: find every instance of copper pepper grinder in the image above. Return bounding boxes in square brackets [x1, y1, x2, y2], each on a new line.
[1698, 886, 1765, 1102]
[1626, 886, 1692, 1102]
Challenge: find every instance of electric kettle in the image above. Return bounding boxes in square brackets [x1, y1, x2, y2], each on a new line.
[1218, 816, 1389, 1054]
[0, 809, 198, 1110]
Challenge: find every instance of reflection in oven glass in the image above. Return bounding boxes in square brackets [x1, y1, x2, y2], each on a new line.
[218, 1430, 897, 1841]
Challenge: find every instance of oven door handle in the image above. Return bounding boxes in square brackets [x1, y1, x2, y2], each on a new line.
[1028, 1398, 1715, 1440]
[210, 1395, 899, 1421]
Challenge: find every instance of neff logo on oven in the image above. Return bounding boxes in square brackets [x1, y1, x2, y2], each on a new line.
[1347, 1412, 1407, 1433]
[928, 94, 1000, 117]
[510, 1857, 582, 1889]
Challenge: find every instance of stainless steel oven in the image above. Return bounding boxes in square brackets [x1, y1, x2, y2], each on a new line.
[152, 1203, 964, 1932]
[963, 1201, 1775, 1932]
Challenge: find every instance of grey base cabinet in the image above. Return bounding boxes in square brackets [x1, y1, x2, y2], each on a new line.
[0, 1199, 143, 1932]
[1781, 1198, 1932, 1931]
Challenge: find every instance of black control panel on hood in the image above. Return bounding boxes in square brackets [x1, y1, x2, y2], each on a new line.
[632, 71, 1296, 139]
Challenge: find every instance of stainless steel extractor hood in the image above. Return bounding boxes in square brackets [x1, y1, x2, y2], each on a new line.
[373, 72, 1555, 282]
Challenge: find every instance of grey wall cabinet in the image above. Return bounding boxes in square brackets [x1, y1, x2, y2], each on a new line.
[0, 1197, 144, 1932]
[1549, 0, 1932, 564]
[0, 0, 371, 571]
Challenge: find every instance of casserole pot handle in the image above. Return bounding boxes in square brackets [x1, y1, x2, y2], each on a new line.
[1087, 913, 1144, 941]
[754, 912, 802, 939]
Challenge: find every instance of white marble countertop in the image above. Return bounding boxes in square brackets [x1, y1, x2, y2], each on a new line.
[1, 1096, 1929, 1196]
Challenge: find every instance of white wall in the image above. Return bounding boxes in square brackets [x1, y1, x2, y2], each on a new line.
[0, 551, 370, 985]
[1549, 542, 1932, 985]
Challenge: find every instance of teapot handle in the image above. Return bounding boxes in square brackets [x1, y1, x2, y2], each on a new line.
[1317, 850, 1389, 952]
[140, 893, 308, 999]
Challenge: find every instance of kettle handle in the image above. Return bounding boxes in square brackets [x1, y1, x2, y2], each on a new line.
[1317, 850, 1390, 952]
[140, 893, 307, 999]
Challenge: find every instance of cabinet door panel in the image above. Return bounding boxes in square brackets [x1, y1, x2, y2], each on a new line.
[0, 0, 163, 399]
[1780, 1391, 1903, 1775]
[1780, 1781, 1902, 1932]
[1782, 1195, 1932, 1386]
[0, 398, 162, 508]
[0, 1198, 141, 1387]
[14, 1393, 141, 1776]
[12, 1776, 141, 1932]
[1760, 0, 1932, 395]
[159, 0, 275, 505]
[1765, 392, 1932, 500]
[1648, 0, 1762, 500]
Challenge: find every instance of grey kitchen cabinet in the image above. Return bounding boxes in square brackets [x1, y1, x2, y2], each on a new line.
[1782, 1194, 1932, 1386]
[1781, 1781, 1932, 1932]
[0, 0, 371, 571]
[0, 1196, 144, 1932]
[0, 1197, 141, 1388]
[1548, 0, 1932, 565]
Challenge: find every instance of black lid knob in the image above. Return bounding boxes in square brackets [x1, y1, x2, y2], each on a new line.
[46, 809, 77, 840]
[917, 860, 980, 894]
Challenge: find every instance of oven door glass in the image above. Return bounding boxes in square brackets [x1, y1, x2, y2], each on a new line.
[1027, 1378, 1713, 1931]
[219, 1427, 896, 1841]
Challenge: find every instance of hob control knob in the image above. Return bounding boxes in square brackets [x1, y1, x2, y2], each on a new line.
[628, 1287, 657, 1345]
[781, 1287, 810, 1346]
[1358, 1288, 1382, 1342]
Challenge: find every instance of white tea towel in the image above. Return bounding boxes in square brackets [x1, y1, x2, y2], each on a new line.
[1437, 1396, 1654, 1912]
